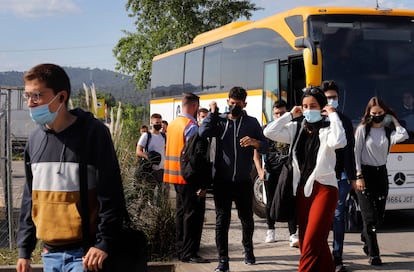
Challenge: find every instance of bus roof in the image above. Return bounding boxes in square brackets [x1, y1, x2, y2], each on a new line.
[153, 6, 414, 61]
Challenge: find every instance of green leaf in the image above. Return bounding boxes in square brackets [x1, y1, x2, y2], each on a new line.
[114, 0, 260, 90]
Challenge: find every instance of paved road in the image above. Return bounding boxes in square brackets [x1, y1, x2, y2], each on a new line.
[5, 161, 414, 271]
[176, 197, 414, 272]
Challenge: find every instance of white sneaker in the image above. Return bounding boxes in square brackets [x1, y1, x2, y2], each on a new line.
[289, 233, 299, 248]
[265, 229, 275, 243]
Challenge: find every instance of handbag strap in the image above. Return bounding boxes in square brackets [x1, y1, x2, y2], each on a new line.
[144, 132, 152, 152]
[288, 119, 304, 160]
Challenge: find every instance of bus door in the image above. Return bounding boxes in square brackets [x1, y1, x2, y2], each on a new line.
[288, 55, 305, 108]
[263, 59, 280, 125]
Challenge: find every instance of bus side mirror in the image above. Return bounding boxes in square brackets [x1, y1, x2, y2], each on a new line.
[303, 47, 322, 87]
[295, 37, 323, 87]
[295, 37, 318, 65]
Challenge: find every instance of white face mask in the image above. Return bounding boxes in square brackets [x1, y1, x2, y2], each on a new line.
[327, 99, 339, 109]
[303, 109, 323, 123]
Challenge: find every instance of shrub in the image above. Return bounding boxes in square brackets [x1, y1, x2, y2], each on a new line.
[114, 104, 176, 261]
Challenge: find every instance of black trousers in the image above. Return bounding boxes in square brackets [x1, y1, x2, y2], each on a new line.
[356, 164, 388, 257]
[265, 171, 297, 235]
[213, 179, 254, 259]
[174, 183, 206, 260]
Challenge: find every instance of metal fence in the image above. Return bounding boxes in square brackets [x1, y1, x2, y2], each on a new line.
[0, 86, 25, 249]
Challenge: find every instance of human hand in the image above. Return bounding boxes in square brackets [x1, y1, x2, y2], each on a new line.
[240, 136, 259, 148]
[82, 247, 108, 272]
[196, 189, 207, 197]
[258, 168, 266, 181]
[388, 114, 401, 127]
[290, 106, 303, 119]
[322, 104, 336, 115]
[355, 178, 365, 191]
[16, 258, 31, 272]
[209, 101, 218, 113]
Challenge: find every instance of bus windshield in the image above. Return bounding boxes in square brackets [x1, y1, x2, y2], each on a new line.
[310, 15, 414, 140]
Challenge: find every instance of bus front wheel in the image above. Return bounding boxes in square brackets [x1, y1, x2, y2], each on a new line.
[252, 175, 266, 218]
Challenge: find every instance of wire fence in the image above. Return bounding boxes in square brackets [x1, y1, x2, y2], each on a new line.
[0, 86, 26, 249]
[0, 88, 12, 248]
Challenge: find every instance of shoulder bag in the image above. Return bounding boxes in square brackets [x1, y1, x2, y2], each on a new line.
[270, 120, 302, 222]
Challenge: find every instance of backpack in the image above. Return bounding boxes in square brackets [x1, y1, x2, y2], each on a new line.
[270, 120, 302, 222]
[180, 133, 213, 187]
[264, 141, 290, 174]
[144, 132, 166, 152]
[136, 132, 165, 178]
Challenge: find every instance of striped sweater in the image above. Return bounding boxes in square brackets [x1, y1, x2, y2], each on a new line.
[17, 109, 125, 259]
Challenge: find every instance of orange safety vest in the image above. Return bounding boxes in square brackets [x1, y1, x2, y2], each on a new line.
[163, 116, 195, 184]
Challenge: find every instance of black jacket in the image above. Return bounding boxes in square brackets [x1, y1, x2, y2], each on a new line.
[335, 112, 357, 181]
[199, 110, 268, 182]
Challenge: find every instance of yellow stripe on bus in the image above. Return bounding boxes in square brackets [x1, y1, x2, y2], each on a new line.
[150, 89, 262, 104]
[150, 98, 178, 104]
[390, 144, 414, 153]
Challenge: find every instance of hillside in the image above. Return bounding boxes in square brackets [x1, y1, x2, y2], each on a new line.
[0, 67, 148, 105]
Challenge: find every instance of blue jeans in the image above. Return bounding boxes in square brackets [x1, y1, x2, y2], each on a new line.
[42, 248, 85, 272]
[332, 177, 351, 260]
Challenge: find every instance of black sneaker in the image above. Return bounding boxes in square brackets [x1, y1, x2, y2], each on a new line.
[333, 256, 343, 266]
[362, 245, 369, 256]
[369, 256, 382, 266]
[333, 257, 347, 272]
[335, 264, 347, 272]
[182, 255, 210, 263]
[214, 260, 230, 272]
[244, 251, 256, 265]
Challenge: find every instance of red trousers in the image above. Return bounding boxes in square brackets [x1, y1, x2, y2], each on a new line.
[296, 181, 338, 272]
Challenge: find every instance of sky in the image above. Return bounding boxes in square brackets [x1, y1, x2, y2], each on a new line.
[1, 0, 414, 73]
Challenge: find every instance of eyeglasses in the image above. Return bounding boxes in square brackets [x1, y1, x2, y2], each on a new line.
[22, 91, 50, 104]
[302, 87, 323, 95]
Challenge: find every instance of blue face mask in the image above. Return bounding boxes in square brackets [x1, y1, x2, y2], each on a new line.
[29, 95, 62, 125]
[327, 99, 339, 109]
[303, 109, 323, 123]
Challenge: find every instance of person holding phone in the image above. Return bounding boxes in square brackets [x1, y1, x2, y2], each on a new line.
[354, 97, 408, 266]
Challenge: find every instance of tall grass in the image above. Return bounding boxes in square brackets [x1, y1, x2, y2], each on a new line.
[110, 102, 176, 261]
[1, 88, 175, 265]
[79, 84, 175, 261]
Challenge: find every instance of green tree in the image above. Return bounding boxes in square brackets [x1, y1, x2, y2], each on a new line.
[70, 89, 117, 111]
[100, 92, 117, 108]
[114, 0, 259, 90]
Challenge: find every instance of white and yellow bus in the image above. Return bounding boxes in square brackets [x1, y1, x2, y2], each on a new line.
[150, 6, 414, 217]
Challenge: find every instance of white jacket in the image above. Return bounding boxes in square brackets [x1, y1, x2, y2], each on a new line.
[263, 112, 347, 197]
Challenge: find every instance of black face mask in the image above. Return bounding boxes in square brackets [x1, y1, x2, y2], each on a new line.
[153, 124, 162, 131]
[229, 104, 242, 117]
[371, 114, 385, 123]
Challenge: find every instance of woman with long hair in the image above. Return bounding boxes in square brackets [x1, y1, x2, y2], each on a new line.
[264, 87, 346, 271]
[354, 96, 408, 266]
